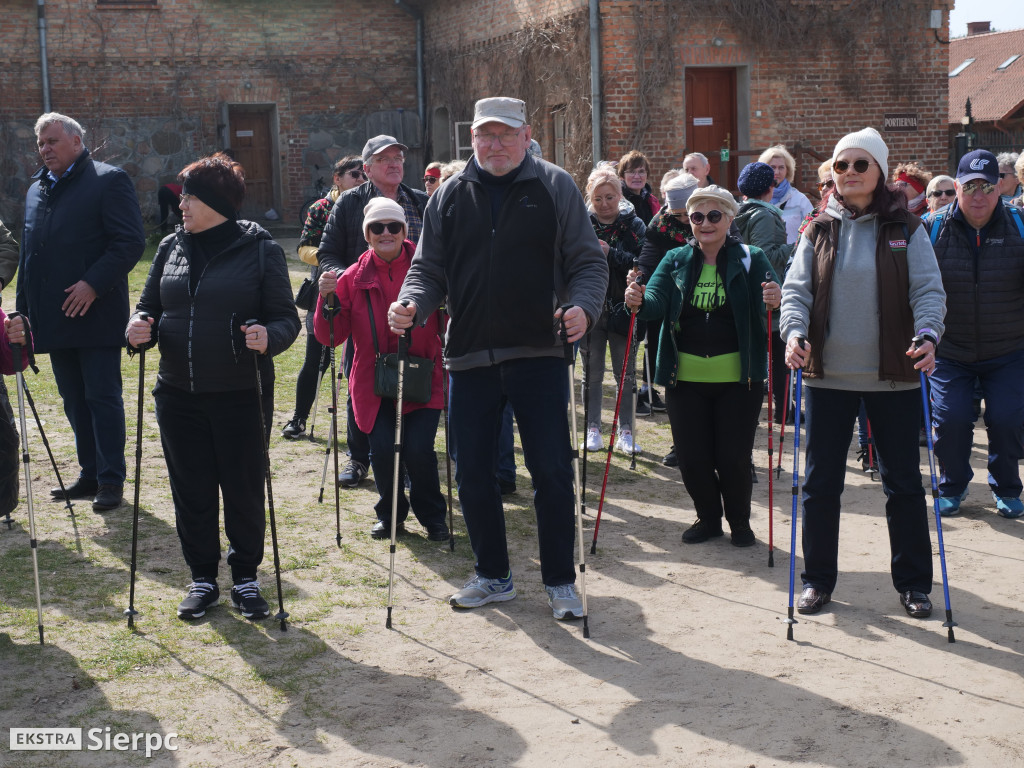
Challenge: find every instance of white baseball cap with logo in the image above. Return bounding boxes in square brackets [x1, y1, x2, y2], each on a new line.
[471, 97, 527, 131]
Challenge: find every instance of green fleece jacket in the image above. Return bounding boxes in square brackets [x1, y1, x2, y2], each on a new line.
[637, 238, 779, 388]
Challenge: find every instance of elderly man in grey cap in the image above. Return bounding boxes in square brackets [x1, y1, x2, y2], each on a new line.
[317, 136, 429, 489]
[389, 96, 607, 622]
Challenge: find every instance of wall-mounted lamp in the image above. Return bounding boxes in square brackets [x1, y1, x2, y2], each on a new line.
[711, 36, 724, 47]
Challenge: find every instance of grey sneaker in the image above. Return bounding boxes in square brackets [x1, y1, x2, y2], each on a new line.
[545, 583, 583, 620]
[449, 573, 516, 608]
[338, 460, 368, 487]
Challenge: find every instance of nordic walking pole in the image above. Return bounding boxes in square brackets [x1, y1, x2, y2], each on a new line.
[245, 319, 289, 632]
[9, 320, 44, 644]
[591, 307, 637, 555]
[785, 339, 805, 641]
[628, 305, 641, 472]
[866, 417, 877, 481]
[326, 296, 342, 545]
[914, 335, 957, 643]
[580, 334, 590, 517]
[125, 312, 150, 630]
[766, 274, 775, 568]
[775, 371, 792, 480]
[386, 307, 410, 630]
[440, 310, 455, 552]
[560, 304, 590, 638]
[306, 344, 330, 441]
[7, 315, 75, 520]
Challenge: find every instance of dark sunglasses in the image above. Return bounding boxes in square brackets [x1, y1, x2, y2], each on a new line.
[929, 189, 956, 198]
[347, 170, 366, 180]
[832, 158, 876, 175]
[423, 176, 439, 184]
[367, 221, 404, 236]
[962, 180, 996, 196]
[817, 179, 835, 193]
[688, 210, 724, 225]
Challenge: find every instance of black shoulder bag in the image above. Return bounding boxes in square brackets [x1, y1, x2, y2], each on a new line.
[365, 290, 434, 404]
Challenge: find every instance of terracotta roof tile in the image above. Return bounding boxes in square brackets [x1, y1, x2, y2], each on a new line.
[948, 27, 1024, 122]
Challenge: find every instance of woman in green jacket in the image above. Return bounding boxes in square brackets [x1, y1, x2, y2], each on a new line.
[625, 186, 780, 546]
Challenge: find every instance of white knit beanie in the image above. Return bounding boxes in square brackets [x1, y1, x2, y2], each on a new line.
[362, 198, 407, 241]
[832, 127, 889, 179]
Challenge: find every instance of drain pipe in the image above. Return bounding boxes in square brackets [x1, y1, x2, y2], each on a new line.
[395, 1, 425, 129]
[589, 0, 601, 163]
[38, 0, 52, 112]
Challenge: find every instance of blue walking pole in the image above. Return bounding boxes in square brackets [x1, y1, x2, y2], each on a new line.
[914, 335, 957, 643]
[785, 339, 805, 641]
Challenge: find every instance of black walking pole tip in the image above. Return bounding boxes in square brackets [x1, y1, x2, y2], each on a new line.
[4, 513, 11, 530]
[386, 608, 393, 630]
[449, 533, 455, 552]
[583, 617, 590, 639]
[335, 532, 342, 548]
[38, 625, 44, 645]
[276, 610, 289, 632]
[589, 541, 597, 555]
[768, 551, 775, 567]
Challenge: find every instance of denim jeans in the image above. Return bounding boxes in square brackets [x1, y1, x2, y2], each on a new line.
[930, 349, 1024, 499]
[49, 346, 126, 486]
[496, 401, 516, 485]
[801, 385, 932, 595]
[366, 401, 446, 530]
[449, 356, 576, 586]
[583, 309, 637, 431]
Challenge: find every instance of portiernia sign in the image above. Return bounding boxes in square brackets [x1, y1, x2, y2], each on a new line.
[883, 114, 918, 131]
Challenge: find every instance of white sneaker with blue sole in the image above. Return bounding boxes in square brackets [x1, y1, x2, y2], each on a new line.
[449, 573, 516, 608]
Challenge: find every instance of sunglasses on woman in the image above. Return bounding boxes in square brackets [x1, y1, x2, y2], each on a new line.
[929, 189, 956, 198]
[348, 170, 366, 180]
[832, 158, 876, 175]
[423, 176, 439, 184]
[817, 179, 835, 193]
[367, 221, 404, 235]
[688, 210, 724, 225]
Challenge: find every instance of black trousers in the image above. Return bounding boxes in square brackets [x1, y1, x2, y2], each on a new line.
[665, 379, 765, 532]
[154, 383, 270, 582]
[0, 378, 18, 516]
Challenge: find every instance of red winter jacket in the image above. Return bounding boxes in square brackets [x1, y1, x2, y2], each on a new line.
[313, 240, 443, 433]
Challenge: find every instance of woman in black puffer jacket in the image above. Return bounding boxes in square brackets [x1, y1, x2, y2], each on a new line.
[582, 167, 646, 456]
[127, 154, 300, 623]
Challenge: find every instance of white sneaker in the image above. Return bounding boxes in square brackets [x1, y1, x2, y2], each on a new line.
[545, 584, 584, 620]
[615, 429, 641, 456]
[585, 426, 602, 452]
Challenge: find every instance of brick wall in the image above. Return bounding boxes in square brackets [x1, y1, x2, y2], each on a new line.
[0, 0, 418, 228]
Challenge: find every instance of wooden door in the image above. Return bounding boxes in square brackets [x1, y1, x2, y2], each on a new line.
[685, 68, 738, 189]
[229, 109, 274, 219]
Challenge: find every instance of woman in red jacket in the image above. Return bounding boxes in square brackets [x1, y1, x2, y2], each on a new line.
[315, 198, 448, 541]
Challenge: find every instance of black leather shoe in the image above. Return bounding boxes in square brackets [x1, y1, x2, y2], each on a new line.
[899, 590, 932, 618]
[371, 520, 405, 539]
[51, 477, 98, 500]
[426, 525, 450, 542]
[797, 586, 831, 614]
[681, 519, 724, 544]
[662, 449, 678, 468]
[730, 527, 756, 547]
[92, 485, 124, 512]
[498, 479, 517, 496]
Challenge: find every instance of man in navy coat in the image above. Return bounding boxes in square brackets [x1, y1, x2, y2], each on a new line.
[17, 113, 145, 512]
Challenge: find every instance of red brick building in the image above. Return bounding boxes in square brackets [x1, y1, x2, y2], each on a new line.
[0, 0, 955, 229]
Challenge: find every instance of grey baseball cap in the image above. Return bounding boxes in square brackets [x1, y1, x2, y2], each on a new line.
[361, 135, 408, 163]
[471, 97, 527, 131]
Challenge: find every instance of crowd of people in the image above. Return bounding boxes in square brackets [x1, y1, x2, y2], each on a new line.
[2, 104, 1023, 627]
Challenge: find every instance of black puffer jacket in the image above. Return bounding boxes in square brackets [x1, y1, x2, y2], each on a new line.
[925, 202, 1024, 363]
[317, 182, 428, 273]
[131, 221, 300, 393]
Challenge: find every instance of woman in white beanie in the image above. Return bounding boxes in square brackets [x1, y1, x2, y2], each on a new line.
[625, 185, 781, 547]
[315, 198, 449, 542]
[780, 127, 946, 620]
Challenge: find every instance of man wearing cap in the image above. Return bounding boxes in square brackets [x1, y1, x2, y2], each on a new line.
[317, 136, 429, 488]
[17, 112, 145, 512]
[389, 97, 607, 621]
[923, 149, 1024, 519]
